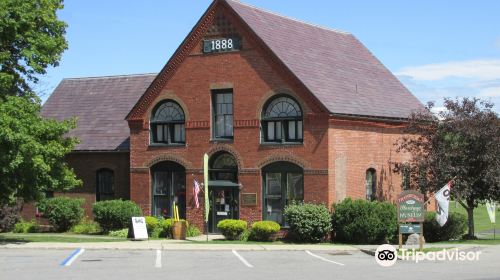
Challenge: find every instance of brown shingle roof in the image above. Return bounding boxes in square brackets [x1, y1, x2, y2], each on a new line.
[226, 0, 425, 118]
[41, 74, 156, 151]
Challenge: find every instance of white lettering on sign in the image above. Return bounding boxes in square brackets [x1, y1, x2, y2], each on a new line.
[211, 39, 233, 51]
[131, 216, 148, 240]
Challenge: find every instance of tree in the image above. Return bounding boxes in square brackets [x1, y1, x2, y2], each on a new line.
[0, 0, 68, 97]
[0, 95, 81, 203]
[395, 98, 499, 239]
[0, 0, 80, 204]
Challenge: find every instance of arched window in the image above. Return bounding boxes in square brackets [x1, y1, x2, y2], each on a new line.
[96, 169, 114, 201]
[261, 95, 303, 143]
[209, 152, 238, 182]
[151, 100, 185, 144]
[365, 168, 376, 201]
[262, 162, 303, 225]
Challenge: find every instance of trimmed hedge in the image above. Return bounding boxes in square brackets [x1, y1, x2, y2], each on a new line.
[284, 202, 332, 243]
[13, 219, 39, 233]
[332, 198, 397, 244]
[423, 211, 467, 242]
[37, 197, 84, 232]
[249, 221, 280, 242]
[92, 200, 142, 232]
[217, 219, 247, 240]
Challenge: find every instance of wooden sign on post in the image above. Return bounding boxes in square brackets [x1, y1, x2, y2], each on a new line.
[397, 190, 425, 250]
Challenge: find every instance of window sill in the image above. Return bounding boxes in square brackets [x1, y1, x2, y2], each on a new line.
[210, 138, 234, 143]
[260, 142, 303, 146]
[149, 143, 186, 148]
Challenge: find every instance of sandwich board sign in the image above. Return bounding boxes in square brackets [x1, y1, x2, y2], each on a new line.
[130, 217, 148, 240]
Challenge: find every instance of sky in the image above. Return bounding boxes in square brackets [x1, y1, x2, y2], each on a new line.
[39, 0, 500, 112]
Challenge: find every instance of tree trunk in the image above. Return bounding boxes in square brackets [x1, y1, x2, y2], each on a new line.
[466, 206, 475, 239]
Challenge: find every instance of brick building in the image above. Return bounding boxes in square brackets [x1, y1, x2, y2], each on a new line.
[35, 0, 424, 232]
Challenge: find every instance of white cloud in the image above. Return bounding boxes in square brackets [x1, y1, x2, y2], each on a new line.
[396, 59, 500, 81]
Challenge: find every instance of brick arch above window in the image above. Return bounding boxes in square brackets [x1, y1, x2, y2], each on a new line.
[255, 88, 310, 119]
[146, 153, 193, 169]
[205, 144, 244, 170]
[256, 153, 310, 169]
[146, 91, 190, 123]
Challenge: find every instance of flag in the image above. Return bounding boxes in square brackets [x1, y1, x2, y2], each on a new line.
[435, 180, 452, 226]
[486, 201, 496, 224]
[193, 179, 200, 209]
[203, 154, 209, 223]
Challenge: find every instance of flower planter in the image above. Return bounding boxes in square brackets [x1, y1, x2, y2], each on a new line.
[172, 221, 187, 240]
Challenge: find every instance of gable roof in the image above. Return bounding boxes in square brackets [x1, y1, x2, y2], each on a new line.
[225, 0, 424, 119]
[41, 74, 156, 151]
[127, 0, 423, 120]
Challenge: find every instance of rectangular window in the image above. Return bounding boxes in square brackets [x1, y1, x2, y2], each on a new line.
[288, 121, 296, 140]
[212, 90, 233, 139]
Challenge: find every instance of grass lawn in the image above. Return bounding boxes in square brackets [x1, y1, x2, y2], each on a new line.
[0, 233, 126, 243]
[448, 201, 498, 233]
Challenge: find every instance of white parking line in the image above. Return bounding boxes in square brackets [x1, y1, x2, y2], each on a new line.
[155, 249, 162, 268]
[60, 248, 85, 267]
[305, 250, 345, 266]
[232, 249, 253, 268]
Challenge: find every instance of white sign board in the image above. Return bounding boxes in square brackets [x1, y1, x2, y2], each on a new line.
[131, 217, 148, 240]
[486, 202, 496, 223]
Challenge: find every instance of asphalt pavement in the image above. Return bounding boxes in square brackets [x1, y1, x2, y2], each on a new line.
[1, 246, 499, 280]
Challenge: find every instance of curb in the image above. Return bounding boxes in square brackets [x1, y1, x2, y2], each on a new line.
[0, 242, 360, 252]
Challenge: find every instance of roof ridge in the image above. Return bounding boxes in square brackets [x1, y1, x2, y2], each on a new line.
[64, 73, 158, 81]
[225, 0, 351, 35]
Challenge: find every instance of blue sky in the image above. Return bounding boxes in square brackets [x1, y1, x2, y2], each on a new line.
[40, 0, 500, 112]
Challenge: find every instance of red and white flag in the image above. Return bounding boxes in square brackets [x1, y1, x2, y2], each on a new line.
[435, 180, 453, 226]
[193, 179, 201, 208]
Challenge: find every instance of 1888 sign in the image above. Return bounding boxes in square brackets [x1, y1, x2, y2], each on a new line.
[397, 190, 424, 222]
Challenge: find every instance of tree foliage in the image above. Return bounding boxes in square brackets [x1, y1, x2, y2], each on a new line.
[0, 0, 67, 97]
[395, 98, 499, 238]
[0, 96, 81, 203]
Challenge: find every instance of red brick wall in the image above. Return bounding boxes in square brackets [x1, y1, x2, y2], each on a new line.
[21, 151, 131, 220]
[128, 7, 330, 230]
[328, 118, 411, 205]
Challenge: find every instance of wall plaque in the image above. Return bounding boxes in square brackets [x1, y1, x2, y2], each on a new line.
[241, 193, 257, 206]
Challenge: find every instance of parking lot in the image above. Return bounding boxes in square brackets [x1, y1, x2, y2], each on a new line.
[1, 246, 500, 280]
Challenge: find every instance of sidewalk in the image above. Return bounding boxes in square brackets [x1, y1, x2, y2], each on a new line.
[0, 234, 491, 251]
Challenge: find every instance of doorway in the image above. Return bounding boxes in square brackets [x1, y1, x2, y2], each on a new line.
[207, 152, 239, 233]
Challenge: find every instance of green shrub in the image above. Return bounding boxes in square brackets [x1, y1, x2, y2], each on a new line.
[240, 229, 251, 241]
[92, 200, 142, 232]
[70, 218, 101, 234]
[158, 218, 174, 238]
[332, 198, 397, 244]
[38, 197, 84, 232]
[186, 224, 201, 237]
[145, 216, 159, 236]
[284, 202, 331, 243]
[108, 228, 129, 238]
[217, 219, 247, 240]
[12, 219, 39, 233]
[249, 221, 280, 242]
[423, 212, 467, 242]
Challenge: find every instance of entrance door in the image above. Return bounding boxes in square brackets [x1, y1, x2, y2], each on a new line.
[208, 188, 239, 233]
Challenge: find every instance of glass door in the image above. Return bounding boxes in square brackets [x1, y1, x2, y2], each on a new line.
[208, 188, 239, 233]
